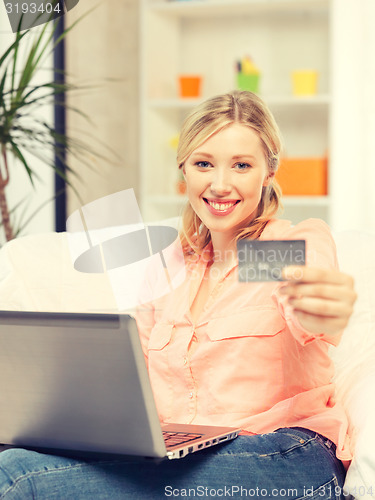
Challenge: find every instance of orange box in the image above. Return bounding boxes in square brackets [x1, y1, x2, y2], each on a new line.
[178, 75, 202, 98]
[275, 157, 328, 196]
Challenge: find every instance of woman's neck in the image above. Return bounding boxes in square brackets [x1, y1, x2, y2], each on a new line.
[209, 232, 237, 268]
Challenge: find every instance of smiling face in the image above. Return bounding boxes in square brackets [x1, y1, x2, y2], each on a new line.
[183, 123, 272, 244]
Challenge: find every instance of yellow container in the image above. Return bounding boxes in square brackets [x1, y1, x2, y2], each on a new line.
[291, 70, 319, 96]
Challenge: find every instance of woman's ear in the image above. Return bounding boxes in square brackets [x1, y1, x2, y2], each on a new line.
[263, 172, 275, 187]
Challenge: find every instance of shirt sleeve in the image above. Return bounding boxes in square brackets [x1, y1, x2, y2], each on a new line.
[271, 218, 342, 347]
[134, 254, 174, 366]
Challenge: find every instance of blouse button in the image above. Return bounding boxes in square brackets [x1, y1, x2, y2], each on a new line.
[183, 356, 188, 365]
[189, 392, 194, 399]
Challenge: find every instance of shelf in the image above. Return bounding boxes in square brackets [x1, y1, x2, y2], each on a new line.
[148, 95, 330, 110]
[148, 98, 202, 109]
[150, 195, 188, 204]
[149, 0, 330, 18]
[282, 196, 330, 206]
[266, 95, 330, 107]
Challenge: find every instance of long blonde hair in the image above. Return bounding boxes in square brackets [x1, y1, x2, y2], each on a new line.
[178, 90, 283, 255]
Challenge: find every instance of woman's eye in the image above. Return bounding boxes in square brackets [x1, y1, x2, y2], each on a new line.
[195, 161, 212, 169]
[234, 162, 251, 171]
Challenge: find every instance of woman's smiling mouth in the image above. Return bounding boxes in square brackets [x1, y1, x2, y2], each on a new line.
[203, 198, 240, 216]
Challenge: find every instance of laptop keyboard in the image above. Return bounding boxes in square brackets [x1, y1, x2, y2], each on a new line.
[163, 431, 203, 447]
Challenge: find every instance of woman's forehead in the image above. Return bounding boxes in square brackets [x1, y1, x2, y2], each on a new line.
[190, 123, 265, 156]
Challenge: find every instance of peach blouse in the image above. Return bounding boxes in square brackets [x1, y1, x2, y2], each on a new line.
[135, 218, 352, 461]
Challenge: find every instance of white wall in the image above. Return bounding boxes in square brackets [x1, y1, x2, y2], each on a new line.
[65, 0, 140, 219]
[330, 0, 375, 233]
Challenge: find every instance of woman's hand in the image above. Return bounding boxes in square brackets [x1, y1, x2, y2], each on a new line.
[280, 266, 357, 336]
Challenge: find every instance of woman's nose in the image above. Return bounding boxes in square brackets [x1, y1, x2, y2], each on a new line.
[210, 168, 231, 195]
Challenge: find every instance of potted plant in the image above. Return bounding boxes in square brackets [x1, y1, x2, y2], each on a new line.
[0, 14, 102, 244]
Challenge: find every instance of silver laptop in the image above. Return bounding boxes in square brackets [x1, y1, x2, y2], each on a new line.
[0, 311, 240, 460]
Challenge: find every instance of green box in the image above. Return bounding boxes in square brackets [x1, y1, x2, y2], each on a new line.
[237, 73, 260, 93]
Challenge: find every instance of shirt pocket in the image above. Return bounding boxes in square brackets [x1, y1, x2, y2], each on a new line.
[206, 306, 285, 341]
[203, 308, 286, 415]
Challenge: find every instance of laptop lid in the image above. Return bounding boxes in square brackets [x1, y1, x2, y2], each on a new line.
[0, 311, 169, 458]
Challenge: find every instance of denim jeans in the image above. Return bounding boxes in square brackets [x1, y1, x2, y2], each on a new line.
[0, 428, 346, 499]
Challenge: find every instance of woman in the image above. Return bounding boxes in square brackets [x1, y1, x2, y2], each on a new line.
[0, 91, 356, 499]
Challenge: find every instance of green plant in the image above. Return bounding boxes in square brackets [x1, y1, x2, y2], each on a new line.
[0, 14, 99, 243]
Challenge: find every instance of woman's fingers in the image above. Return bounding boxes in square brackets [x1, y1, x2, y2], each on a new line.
[281, 283, 347, 301]
[292, 309, 352, 336]
[280, 282, 357, 309]
[280, 266, 357, 335]
[287, 295, 353, 318]
[282, 266, 354, 286]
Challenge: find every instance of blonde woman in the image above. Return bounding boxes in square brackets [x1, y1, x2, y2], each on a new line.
[0, 91, 356, 499]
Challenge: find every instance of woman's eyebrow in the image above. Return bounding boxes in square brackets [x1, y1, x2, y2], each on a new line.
[190, 153, 257, 160]
[190, 152, 214, 159]
[231, 154, 257, 161]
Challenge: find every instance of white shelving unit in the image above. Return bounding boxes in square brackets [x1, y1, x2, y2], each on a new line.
[140, 0, 332, 224]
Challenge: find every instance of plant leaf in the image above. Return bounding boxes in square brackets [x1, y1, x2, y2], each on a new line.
[9, 140, 35, 186]
[0, 68, 8, 111]
[0, 30, 28, 69]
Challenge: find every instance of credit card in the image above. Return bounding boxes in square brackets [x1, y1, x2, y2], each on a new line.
[237, 240, 306, 282]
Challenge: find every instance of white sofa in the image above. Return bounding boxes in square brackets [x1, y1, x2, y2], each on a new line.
[330, 230, 375, 499]
[0, 226, 374, 498]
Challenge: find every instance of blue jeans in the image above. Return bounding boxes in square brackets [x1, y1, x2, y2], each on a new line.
[0, 428, 346, 499]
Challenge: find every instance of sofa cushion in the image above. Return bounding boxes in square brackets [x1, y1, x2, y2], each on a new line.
[0, 232, 117, 313]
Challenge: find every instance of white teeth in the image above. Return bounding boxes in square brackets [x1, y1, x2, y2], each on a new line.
[208, 200, 236, 211]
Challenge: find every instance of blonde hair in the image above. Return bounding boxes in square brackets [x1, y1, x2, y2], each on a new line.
[178, 90, 283, 255]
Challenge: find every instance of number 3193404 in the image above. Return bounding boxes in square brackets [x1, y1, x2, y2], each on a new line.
[5, 2, 62, 14]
